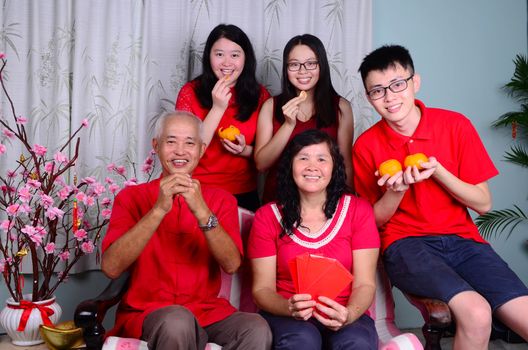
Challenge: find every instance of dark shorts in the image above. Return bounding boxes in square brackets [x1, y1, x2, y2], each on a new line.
[383, 235, 528, 311]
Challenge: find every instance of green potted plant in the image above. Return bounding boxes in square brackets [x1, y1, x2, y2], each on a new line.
[475, 54, 528, 239]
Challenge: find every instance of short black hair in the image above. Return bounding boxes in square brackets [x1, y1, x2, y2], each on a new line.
[358, 45, 415, 88]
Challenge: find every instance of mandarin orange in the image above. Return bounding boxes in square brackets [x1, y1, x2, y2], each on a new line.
[404, 153, 429, 170]
[378, 159, 402, 177]
[217, 125, 241, 141]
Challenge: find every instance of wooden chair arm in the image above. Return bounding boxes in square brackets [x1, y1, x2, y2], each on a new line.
[74, 272, 130, 350]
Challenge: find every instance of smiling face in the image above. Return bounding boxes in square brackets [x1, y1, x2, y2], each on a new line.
[152, 114, 205, 176]
[286, 44, 320, 92]
[209, 37, 245, 87]
[364, 63, 421, 129]
[292, 142, 333, 195]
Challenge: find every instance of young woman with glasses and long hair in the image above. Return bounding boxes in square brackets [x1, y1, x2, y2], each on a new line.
[254, 34, 354, 204]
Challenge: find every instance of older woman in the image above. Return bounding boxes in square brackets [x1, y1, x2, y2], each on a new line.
[248, 129, 380, 349]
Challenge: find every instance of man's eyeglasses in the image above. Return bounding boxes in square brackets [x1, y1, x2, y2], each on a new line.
[287, 61, 319, 72]
[367, 75, 414, 100]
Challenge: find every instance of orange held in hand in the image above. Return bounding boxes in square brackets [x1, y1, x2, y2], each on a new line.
[404, 153, 429, 170]
[217, 125, 241, 142]
[378, 159, 402, 177]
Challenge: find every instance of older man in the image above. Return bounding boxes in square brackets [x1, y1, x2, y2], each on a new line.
[101, 111, 271, 350]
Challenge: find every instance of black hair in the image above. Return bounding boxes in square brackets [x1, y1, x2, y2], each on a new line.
[273, 34, 339, 128]
[194, 24, 260, 122]
[358, 44, 415, 88]
[276, 129, 348, 237]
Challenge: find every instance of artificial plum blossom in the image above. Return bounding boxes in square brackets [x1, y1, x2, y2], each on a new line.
[0, 259, 5, 273]
[115, 165, 126, 175]
[81, 240, 94, 254]
[18, 187, 32, 202]
[2, 128, 14, 138]
[16, 116, 27, 124]
[81, 118, 89, 127]
[6, 170, 16, 178]
[82, 176, 96, 184]
[0, 220, 14, 231]
[44, 243, 55, 254]
[109, 183, 120, 194]
[40, 194, 54, 208]
[32, 144, 47, 156]
[84, 196, 95, 207]
[101, 197, 112, 207]
[105, 177, 114, 184]
[141, 163, 153, 173]
[0, 143, 5, 155]
[74, 229, 87, 241]
[92, 183, 106, 196]
[27, 179, 41, 188]
[102, 208, 112, 219]
[106, 163, 116, 171]
[57, 186, 72, 200]
[58, 251, 70, 261]
[21, 225, 46, 245]
[53, 151, 68, 164]
[6, 204, 20, 217]
[124, 178, 138, 186]
[44, 162, 54, 173]
[46, 207, 65, 220]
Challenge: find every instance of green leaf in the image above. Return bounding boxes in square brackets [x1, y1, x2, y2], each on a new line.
[475, 205, 528, 240]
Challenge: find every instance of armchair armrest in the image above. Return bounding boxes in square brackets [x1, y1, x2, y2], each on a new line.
[74, 271, 130, 350]
[405, 293, 452, 350]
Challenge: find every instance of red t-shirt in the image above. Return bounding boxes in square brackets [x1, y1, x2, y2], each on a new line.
[176, 81, 270, 194]
[262, 96, 339, 203]
[102, 178, 242, 339]
[353, 99, 499, 252]
[247, 195, 380, 306]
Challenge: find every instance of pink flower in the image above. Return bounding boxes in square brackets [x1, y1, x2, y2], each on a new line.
[18, 187, 32, 202]
[27, 179, 41, 188]
[81, 119, 89, 127]
[102, 208, 112, 219]
[53, 151, 68, 164]
[76, 192, 86, 203]
[44, 162, 54, 173]
[115, 166, 126, 175]
[109, 184, 120, 194]
[40, 194, 54, 208]
[44, 243, 55, 254]
[7, 170, 16, 178]
[82, 176, 96, 184]
[46, 207, 65, 220]
[84, 196, 95, 207]
[2, 129, 14, 138]
[92, 183, 106, 196]
[0, 52, 5, 59]
[74, 229, 87, 241]
[6, 204, 20, 217]
[32, 144, 47, 156]
[16, 116, 27, 125]
[0, 259, 5, 273]
[58, 251, 70, 261]
[105, 177, 114, 184]
[101, 197, 112, 207]
[81, 240, 95, 254]
[57, 271, 69, 282]
[21, 225, 47, 245]
[106, 163, 116, 171]
[141, 163, 153, 173]
[58, 186, 71, 200]
[0, 220, 14, 231]
[0, 144, 5, 155]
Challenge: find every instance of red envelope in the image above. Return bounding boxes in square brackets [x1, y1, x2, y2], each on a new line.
[288, 253, 353, 301]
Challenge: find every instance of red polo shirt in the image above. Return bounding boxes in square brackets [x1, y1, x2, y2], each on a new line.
[353, 99, 498, 252]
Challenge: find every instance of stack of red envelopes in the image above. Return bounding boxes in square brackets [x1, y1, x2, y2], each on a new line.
[288, 253, 354, 300]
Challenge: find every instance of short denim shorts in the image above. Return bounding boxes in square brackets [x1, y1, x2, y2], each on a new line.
[383, 235, 528, 311]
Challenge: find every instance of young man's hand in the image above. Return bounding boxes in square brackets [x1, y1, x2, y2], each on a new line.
[403, 156, 438, 184]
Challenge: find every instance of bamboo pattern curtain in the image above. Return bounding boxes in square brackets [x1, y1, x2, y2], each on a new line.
[0, 0, 373, 272]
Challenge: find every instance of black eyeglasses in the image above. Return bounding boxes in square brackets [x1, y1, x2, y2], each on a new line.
[367, 75, 414, 100]
[287, 61, 319, 72]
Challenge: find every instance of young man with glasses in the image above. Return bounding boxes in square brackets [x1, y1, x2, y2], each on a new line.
[353, 45, 528, 349]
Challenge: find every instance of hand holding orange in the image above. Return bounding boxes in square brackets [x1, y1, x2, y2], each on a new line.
[218, 125, 241, 142]
[404, 153, 429, 170]
[378, 159, 402, 177]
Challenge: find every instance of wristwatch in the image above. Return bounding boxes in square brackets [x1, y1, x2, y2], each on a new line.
[198, 214, 218, 232]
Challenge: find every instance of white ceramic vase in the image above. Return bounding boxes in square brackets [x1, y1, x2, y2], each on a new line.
[0, 295, 62, 346]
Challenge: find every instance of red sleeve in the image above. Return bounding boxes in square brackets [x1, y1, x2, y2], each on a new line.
[350, 197, 380, 250]
[211, 189, 243, 255]
[175, 82, 196, 112]
[352, 138, 382, 205]
[247, 204, 281, 259]
[455, 117, 498, 184]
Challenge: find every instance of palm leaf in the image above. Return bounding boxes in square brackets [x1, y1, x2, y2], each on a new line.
[504, 144, 528, 168]
[475, 205, 528, 240]
[503, 54, 528, 104]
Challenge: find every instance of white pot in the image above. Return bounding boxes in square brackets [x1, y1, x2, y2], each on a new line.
[0, 295, 62, 346]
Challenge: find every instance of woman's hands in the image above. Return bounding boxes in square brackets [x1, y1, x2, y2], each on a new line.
[288, 294, 316, 321]
[281, 92, 307, 125]
[313, 296, 350, 331]
[221, 133, 251, 157]
[211, 75, 232, 112]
